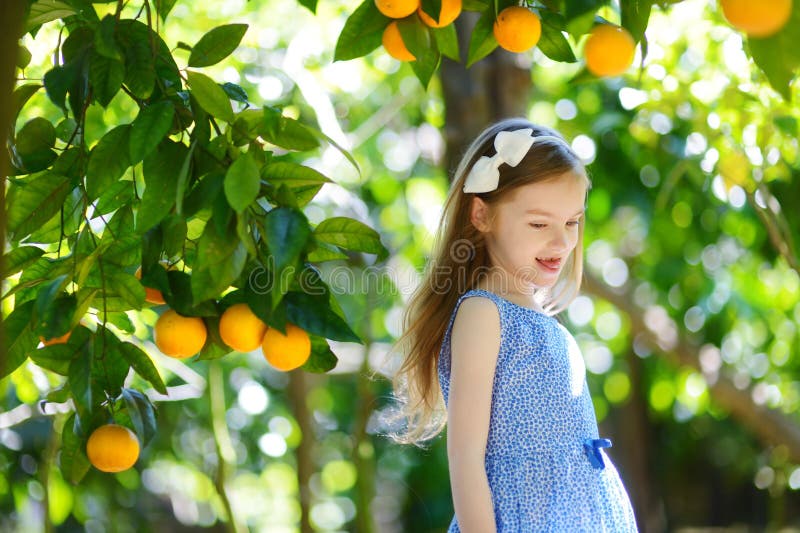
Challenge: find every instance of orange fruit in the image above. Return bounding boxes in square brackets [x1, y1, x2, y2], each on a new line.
[86, 424, 140, 473]
[219, 303, 268, 353]
[154, 309, 207, 358]
[40, 331, 71, 346]
[584, 24, 636, 77]
[382, 21, 416, 61]
[135, 265, 166, 305]
[418, 0, 462, 27]
[720, 0, 792, 37]
[262, 323, 311, 371]
[375, 0, 419, 18]
[493, 6, 541, 53]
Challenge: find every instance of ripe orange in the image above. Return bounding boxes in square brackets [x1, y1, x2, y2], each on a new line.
[86, 424, 140, 473]
[135, 265, 166, 305]
[40, 331, 71, 346]
[375, 0, 419, 19]
[584, 24, 636, 77]
[219, 303, 268, 352]
[262, 323, 311, 371]
[382, 21, 416, 61]
[720, 0, 792, 37]
[154, 309, 207, 358]
[493, 6, 541, 53]
[418, 0, 462, 28]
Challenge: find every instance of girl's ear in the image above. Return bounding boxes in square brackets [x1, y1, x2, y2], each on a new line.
[470, 196, 491, 232]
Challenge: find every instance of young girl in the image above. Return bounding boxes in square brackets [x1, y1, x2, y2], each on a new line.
[385, 118, 639, 531]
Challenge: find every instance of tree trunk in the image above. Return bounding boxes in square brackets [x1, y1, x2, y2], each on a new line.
[288, 370, 314, 533]
[440, 12, 532, 172]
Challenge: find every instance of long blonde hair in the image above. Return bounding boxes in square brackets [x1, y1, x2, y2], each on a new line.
[381, 118, 591, 447]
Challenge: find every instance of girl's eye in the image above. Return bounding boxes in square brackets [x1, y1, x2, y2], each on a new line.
[529, 223, 546, 228]
[567, 220, 581, 227]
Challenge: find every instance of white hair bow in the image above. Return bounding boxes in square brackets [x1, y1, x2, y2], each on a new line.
[463, 128, 568, 193]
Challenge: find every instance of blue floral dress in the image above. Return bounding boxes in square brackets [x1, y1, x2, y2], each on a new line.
[438, 289, 639, 532]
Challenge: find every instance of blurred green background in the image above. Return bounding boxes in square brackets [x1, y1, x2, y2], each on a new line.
[3, 0, 800, 531]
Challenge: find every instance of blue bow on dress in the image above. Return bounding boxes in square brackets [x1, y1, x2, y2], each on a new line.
[583, 438, 613, 470]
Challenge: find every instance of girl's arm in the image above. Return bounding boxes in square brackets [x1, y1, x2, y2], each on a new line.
[446, 297, 501, 533]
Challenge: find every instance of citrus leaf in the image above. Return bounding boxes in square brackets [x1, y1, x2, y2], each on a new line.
[129, 101, 176, 163]
[307, 242, 349, 262]
[467, 9, 499, 67]
[92, 328, 130, 395]
[260, 106, 320, 151]
[191, 215, 247, 304]
[154, 0, 178, 21]
[224, 151, 261, 213]
[334, 0, 388, 61]
[30, 327, 91, 376]
[68, 350, 94, 424]
[3, 245, 45, 277]
[1, 300, 37, 379]
[94, 15, 122, 60]
[285, 291, 361, 343]
[15, 117, 56, 155]
[43, 63, 78, 115]
[301, 335, 338, 373]
[121, 388, 158, 445]
[12, 84, 42, 125]
[188, 23, 248, 68]
[433, 24, 460, 62]
[262, 161, 332, 187]
[89, 51, 124, 107]
[398, 18, 442, 87]
[86, 125, 131, 201]
[538, 11, 577, 62]
[94, 179, 134, 216]
[264, 207, 312, 273]
[747, 5, 800, 101]
[25, 0, 76, 33]
[118, 343, 167, 395]
[298, 0, 318, 13]
[420, 0, 443, 21]
[60, 413, 91, 485]
[620, 0, 652, 44]
[6, 172, 71, 242]
[186, 70, 234, 123]
[137, 141, 187, 233]
[108, 269, 146, 310]
[313, 216, 387, 258]
[117, 20, 156, 99]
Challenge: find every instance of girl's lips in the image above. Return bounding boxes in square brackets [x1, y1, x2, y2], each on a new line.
[536, 258, 561, 272]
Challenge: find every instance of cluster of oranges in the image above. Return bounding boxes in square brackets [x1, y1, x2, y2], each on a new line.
[376, 0, 636, 77]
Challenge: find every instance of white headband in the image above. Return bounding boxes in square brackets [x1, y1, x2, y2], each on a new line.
[462, 128, 570, 193]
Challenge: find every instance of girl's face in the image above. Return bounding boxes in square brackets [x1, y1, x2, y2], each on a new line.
[471, 170, 587, 294]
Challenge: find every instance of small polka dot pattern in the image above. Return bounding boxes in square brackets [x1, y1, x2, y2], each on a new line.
[438, 289, 639, 532]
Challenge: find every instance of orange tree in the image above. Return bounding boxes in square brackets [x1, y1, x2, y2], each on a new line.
[4, 0, 387, 487]
[329, 0, 800, 98]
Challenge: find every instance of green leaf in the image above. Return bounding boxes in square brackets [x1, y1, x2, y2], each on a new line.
[260, 106, 320, 151]
[620, 0, 652, 44]
[43, 63, 78, 115]
[6, 173, 72, 242]
[137, 141, 187, 233]
[94, 179, 134, 216]
[129, 101, 176, 163]
[302, 335, 339, 373]
[262, 161, 332, 188]
[95, 15, 122, 60]
[92, 328, 130, 394]
[188, 24, 248, 68]
[118, 344, 167, 395]
[121, 388, 158, 446]
[186, 70, 234, 123]
[3, 246, 45, 277]
[12, 84, 42, 125]
[117, 21, 156, 99]
[68, 351, 93, 424]
[467, 9, 499, 67]
[1, 301, 37, 379]
[89, 51, 124, 107]
[222, 82, 249, 104]
[285, 291, 361, 343]
[86, 125, 131, 201]
[264, 207, 312, 273]
[60, 413, 91, 485]
[155, 0, 178, 20]
[30, 327, 91, 375]
[298, 0, 318, 13]
[307, 242, 349, 262]
[748, 6, 800, 101]
[224, 151, 261, 213]
[15, 117, 56, 155]
[36, 293, 77, 341]
[313, 217, 387, 257]
[191, 215, 247, 304]
[398, 18, 442, 88]
[55, 118, 78, 142]
[538, 12, 578, 62]
[108, 270, 146, 310]
[433, 24, 460, 62]
[334, 0, 388, 61]
[161, 214, 188, 257]
[420, 0, 443, 21]
[25, 0, 76, 33]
